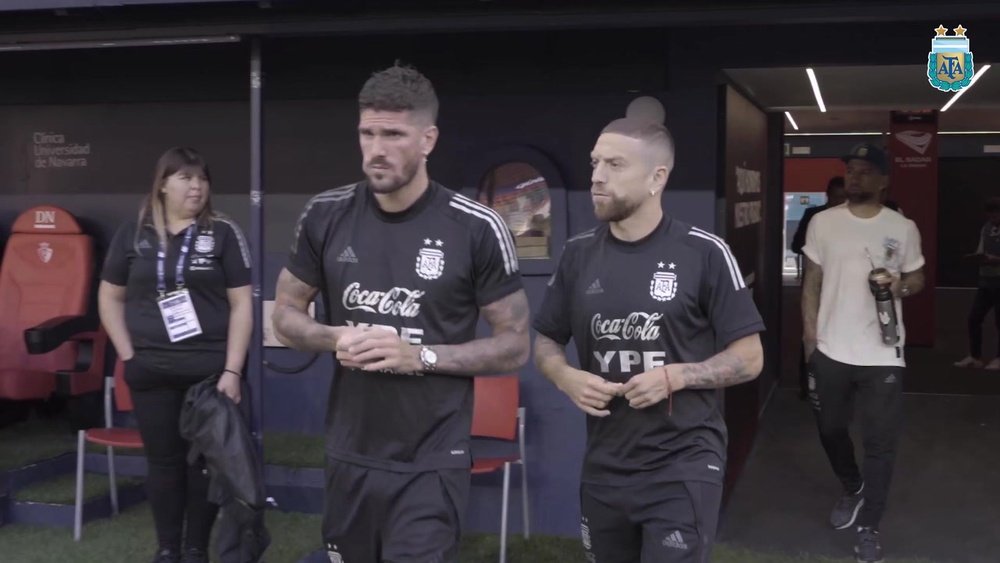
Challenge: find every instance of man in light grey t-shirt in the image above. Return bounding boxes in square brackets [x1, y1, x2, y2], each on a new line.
[801, 143, 926, 563]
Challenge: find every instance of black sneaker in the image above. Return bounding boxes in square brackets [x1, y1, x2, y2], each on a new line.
[180, 548, 209, 563]
[855, 526, 884, 563]
[830, 483, 865, 529]
[151, 549, 181, 563]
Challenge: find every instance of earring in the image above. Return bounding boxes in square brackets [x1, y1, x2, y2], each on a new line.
[649, 189, 657, 196]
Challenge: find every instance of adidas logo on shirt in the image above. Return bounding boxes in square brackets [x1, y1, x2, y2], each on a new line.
[662, 530, 689, 550]
[337, 246, 358, 263]
[585, 279, 603, 295]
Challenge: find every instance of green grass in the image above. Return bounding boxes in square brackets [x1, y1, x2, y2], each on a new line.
[263, 432, 324, 468]
[0, 421, 942, 562]
[13, 473, 143, 505]
[1, 472, 942, 563]
[0, 502, 940, 563]
[0, 417, 76, 471]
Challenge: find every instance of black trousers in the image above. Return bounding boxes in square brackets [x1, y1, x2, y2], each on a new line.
[579, 480, 722, 563]
[125, 358, 222, 552]
[322, 459, 469, 563]
[968, 287, 1000, 358]
[807, 350, 903, 529]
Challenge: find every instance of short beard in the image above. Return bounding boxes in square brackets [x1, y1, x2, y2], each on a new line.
[366, 157, 421, 194]
[594, 194, 641, 223]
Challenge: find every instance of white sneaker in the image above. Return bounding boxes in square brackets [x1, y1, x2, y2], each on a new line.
[985, 358, 1000, 371]
[954, 356, 984, 368]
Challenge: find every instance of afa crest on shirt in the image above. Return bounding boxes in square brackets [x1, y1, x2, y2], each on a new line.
[194, 234, 215, 254]
[650, 271, 678, 302]
[416, 247, 445, 280]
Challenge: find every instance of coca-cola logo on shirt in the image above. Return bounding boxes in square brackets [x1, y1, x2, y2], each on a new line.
[590, 312, 663, 341]
[342, 282, 424, 318]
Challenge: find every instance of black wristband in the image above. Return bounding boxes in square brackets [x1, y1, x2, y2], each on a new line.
[223, 368, 242, 378]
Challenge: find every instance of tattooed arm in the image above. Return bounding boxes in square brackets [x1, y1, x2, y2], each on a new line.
[273, 268, 348, 352]
[673, 333, 763, 390]
[428, 289, 531, 375]
[347, 289, 531, 376]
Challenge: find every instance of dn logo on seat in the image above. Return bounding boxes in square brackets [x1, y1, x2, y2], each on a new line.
[34, 210, 57, 230]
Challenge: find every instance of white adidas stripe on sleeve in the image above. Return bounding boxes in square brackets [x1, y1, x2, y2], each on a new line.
[449, 195, 519, 275]
[689, 227, 745, 290]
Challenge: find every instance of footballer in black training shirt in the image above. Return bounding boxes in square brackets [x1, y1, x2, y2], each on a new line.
[271, 65, 530, 563]
[534, 117, 765, 563]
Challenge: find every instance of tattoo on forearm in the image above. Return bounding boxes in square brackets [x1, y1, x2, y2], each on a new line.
[273, 269, 328, 351]
[274, 306, 332, 352]
[434, 290, 531, 375]
[680, 348, 755, 390]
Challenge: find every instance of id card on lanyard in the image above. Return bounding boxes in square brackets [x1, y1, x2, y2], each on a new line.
[156, 225, 204, 343]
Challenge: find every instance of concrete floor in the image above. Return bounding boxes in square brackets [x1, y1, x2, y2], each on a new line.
[720, 389, 1000, 563]
[720, 287, 1000, 563]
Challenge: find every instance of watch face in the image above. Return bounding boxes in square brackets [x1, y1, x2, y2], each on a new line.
[420, 348, 437, 364]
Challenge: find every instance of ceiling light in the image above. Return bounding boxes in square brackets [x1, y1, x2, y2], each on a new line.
[941, 64, 991, 112]
[784, 111, 799, 130]
[805, 68, 827, 113]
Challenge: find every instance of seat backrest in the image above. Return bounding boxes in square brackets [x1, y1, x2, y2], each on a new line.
[0, 206, 94, 372]
[471, 374, 520, 441]
[112, 359, 135, 412]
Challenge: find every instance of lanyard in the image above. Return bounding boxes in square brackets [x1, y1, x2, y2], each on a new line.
[156, 225, 196, 296]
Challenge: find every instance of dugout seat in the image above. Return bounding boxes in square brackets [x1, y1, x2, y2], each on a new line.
[0, 205, 107, 403]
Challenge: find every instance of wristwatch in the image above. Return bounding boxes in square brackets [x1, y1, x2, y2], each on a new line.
[420, 346, 438, 372]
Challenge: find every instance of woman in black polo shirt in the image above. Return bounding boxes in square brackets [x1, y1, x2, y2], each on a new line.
[98, 147, 252, 563]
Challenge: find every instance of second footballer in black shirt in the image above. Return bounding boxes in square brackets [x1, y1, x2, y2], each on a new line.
[272, 65, 531, 563]
[534, 117, 765, 563]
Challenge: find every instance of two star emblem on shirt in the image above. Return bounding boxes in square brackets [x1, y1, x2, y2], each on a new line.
[657, 261, 676, 270]
[423, 238, 444, 247]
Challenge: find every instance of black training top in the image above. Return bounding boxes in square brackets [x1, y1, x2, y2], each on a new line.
[287, 180, 523, 472]
[101, 216, 252, 373]
[533, 215, 764, 486]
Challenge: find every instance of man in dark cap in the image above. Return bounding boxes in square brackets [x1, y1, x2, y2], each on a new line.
[801, 143, 926, 563]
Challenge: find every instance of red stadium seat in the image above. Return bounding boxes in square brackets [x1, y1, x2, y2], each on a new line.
[0, 205, 106, 402]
